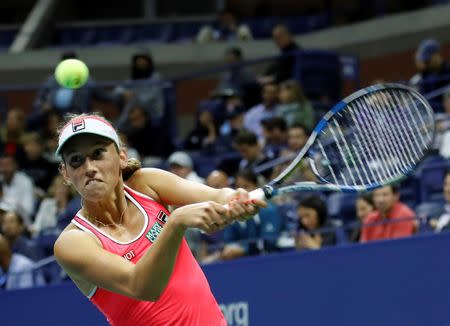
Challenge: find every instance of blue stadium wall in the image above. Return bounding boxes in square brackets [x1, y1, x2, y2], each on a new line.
[2, 233, 450, 326]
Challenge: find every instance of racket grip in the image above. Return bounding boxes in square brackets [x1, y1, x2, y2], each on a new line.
[223, 187, 269, 209]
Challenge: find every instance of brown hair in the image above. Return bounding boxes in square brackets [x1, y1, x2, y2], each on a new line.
[280, 79, 308, 105]
[58, 112, 142, 180]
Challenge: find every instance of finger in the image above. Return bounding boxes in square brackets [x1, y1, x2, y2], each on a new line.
[199, 220, 216, 234]
[208, 201, 227, 215]
[206, 202, 230, 227]
[208, 208, 229, 227]
[228, 201, 248, 218]
[234, 188, 250, 201]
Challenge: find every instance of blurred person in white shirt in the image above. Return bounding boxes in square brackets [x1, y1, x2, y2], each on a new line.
[0, 153, 35, 225]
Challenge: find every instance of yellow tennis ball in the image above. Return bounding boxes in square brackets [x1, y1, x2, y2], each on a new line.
[54, 59, 89, 89]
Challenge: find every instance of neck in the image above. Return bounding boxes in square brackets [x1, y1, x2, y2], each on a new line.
[81, 183, 128, 227]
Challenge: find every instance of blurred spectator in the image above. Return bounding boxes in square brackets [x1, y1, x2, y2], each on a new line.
[236, 169, 283, 253]
[0, 189, 12, 227]
[184, 107, 218, 151]
[277, 79, 314, 129]
[118, 133, 141, 162]
[199, 170, 230, 264]
[438, 90, 450, 158]
[31, 51, 119, 121]
[0, 153, 35, 225]
[216, 47, 253, 95]
[410, 39, 450, 103]
[261, 117, 288, 158]
[429, 170, 450, 232]
[114, 50, 166, 129]
[244, 82, 280, 139]
[350, 194, 376, 242]
[30, 175, 76, 237]
[360, 185, 415, 243]
[220, 171, 263, 260]
[122, 105, 173, 162]
[218, 103, 247, 151]
[270, 123, 315, 204]
[232, 130, 273, 179]
[167, 151, 204, 184]
[196, 9, 253, 43]
[1, 211, 43, 261]
[0, 234, 45, 290]
[20, 132, 58, 193]
[296, 195, 336, 250]
[260, 24, 301, 84]
[0, 108, 26, 162]
[40, 110, 62, 162]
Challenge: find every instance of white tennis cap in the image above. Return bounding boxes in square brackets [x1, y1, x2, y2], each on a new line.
[55, 115, 121, 157]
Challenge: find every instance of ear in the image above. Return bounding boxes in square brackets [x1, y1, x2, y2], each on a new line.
[59, 163, 71, 186]
[119, 148, 128, 170]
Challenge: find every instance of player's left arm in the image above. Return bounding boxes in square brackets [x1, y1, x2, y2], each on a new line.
[127, 168, 266, 208]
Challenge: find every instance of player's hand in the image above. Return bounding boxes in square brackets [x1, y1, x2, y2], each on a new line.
[170, 201, 231, 234]
[224, 188, 267, 222]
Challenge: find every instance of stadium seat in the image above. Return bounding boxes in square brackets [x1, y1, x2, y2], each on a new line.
[399, 175, 420, 209]
[417, 159, 450, 202]
[327, 192, 358, 222]
[135, 24, 173, 43]
[0, 28, 17, 49]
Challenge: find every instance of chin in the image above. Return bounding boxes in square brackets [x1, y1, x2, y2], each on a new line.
[83, 186, 108, 201]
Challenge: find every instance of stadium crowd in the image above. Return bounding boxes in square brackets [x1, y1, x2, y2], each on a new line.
[0, 22, 449, 290]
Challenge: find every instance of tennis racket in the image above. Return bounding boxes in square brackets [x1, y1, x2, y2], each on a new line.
[248, 83, 435, 201]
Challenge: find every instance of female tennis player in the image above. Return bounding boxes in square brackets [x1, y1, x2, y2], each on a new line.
[53, 114, 267, 326]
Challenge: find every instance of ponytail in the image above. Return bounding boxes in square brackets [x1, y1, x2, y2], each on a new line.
[122, 158, 142, 180]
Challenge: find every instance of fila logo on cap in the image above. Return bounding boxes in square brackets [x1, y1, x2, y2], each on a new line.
[72, 117, 86, 132]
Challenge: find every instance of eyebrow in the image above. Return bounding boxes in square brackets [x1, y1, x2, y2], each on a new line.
[64, 140, 110, 155]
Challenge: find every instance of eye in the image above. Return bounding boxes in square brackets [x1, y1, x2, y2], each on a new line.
[92, 148, 106, 159]
[68, 154, 85, 168]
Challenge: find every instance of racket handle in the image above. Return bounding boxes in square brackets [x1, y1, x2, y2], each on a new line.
[248, 188, 267, 201]
[223, 187, 271, 209]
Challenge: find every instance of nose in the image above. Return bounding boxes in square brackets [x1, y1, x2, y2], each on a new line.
[84, 157, 98, 177]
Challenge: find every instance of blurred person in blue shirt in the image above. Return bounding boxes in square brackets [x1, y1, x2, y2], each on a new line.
[220, 169, 283, 260]
[409, 39, 450, 108]
[0, 234, 45, 290]
[1, 211, 43, 261]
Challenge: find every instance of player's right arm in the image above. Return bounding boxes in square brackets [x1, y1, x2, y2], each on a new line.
[54, 201, 240, 302]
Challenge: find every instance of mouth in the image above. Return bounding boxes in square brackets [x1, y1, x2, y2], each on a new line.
[85, 178, 102, 186]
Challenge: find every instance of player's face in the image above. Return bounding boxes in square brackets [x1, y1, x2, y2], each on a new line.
[444, 174, 450, 203]
[61, 134, 127, 202]
[298, 206, 319, 230]
[373, 186, 398, 215]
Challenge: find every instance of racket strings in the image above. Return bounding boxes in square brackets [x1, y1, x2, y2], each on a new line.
[313, 88, 434, 186]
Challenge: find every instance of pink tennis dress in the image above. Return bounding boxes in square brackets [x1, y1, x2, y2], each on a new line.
[71, 185, 226, 326]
